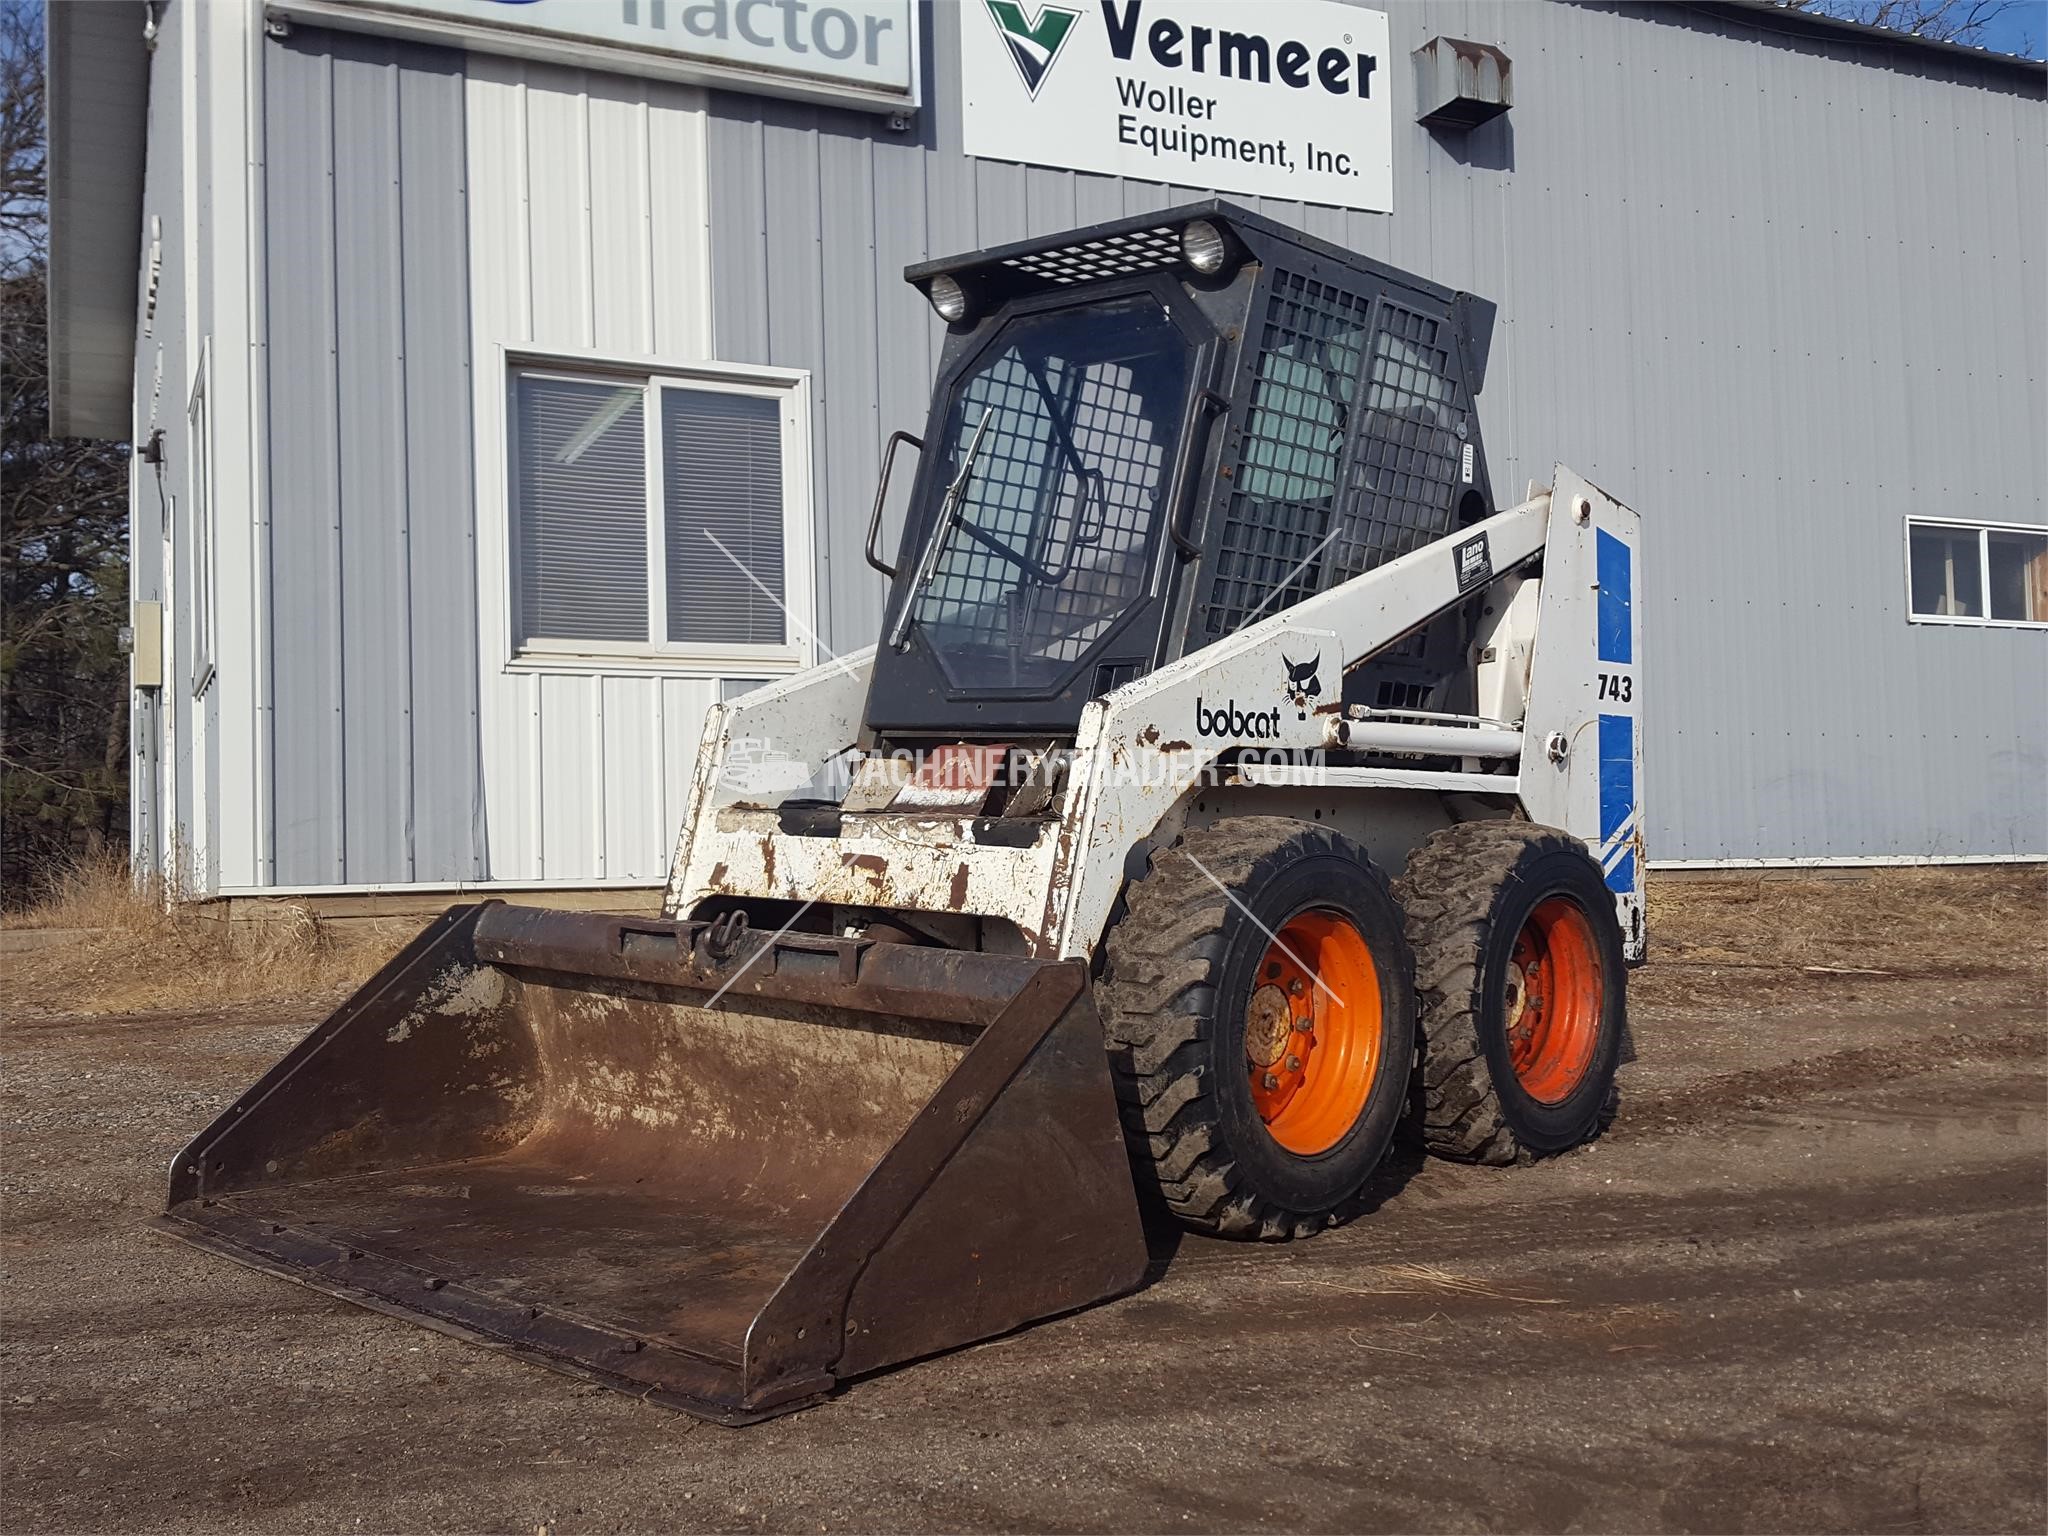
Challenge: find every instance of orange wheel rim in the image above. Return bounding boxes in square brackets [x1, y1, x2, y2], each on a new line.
[1505, 896, 1604, 1104]
[1245, 911, 1382, 1156]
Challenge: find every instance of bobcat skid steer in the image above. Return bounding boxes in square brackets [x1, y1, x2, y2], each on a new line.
[159, 203, 1644, 1424]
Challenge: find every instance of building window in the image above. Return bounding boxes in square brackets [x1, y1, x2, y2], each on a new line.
[1906, 519, 2048, 628]
[506, 360, 811, 666]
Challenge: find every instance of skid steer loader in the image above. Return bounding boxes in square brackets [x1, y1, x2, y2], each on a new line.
[159, 202, 1644, 1424]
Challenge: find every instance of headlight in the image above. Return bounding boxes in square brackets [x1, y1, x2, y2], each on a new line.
[926, 274, 972, 324]
[1180, 219, 1230, 275]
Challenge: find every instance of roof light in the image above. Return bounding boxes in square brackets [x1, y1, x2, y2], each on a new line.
[1180, 219, 1230, 275]
[926, 273, 972, 324]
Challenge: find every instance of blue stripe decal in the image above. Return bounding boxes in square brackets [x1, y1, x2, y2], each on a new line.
[1598, 713, 1635, 892]
[1597, 529, 1632, 665]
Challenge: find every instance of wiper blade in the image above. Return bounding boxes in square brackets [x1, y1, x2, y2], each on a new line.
[887, 407, 994, 652]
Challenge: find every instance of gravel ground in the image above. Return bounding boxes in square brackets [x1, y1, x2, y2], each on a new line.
[3, 875, 2043, 1534]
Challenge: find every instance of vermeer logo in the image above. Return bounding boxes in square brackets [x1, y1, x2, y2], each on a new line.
[984, 0, 1082, 98]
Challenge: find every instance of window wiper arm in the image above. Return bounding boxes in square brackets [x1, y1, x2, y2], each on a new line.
[1022, 360, 1109, 571]
[887, 407, 994, 651]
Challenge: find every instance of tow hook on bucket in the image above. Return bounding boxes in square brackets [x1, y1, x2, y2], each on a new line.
[693, 908, 750, 968]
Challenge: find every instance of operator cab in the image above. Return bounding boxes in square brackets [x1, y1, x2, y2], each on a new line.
[862, 202, 1500, 746]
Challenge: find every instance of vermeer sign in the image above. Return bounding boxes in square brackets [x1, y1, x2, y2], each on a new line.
[962, 0, 1393, 213]
[267, 0, 918, 114]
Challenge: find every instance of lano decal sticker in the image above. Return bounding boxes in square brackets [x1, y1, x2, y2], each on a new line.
[984, 0, 1084, 99]
[1453, 531, 1492, 593]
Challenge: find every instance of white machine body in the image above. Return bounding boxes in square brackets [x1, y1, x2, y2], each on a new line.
[666, 466, 1644, 964]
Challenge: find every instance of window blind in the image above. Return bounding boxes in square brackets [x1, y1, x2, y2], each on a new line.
[512, 374, 649, 644]
[663, 389, 786, 646]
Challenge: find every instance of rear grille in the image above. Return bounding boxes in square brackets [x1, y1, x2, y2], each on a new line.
[1373, 680, 1436, 711]
[999, 226, 1181, 285]
[1336, 302, 1466, 579]
[1205, 270, 1372, 637]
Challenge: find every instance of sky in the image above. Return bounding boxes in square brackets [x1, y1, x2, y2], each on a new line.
[1970, 2, 2047, 58]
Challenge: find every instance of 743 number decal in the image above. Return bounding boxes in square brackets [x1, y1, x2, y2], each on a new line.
[1597, 672, 1635, 703]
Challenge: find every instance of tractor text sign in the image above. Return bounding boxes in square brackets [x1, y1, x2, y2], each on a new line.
[962, 0, 1394, 213]
[265, 0, 917, 114]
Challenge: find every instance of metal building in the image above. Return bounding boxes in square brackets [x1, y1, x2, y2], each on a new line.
[44, 0, 2047, 902]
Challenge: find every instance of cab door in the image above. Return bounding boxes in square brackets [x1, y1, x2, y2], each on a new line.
[864, 275, 1217, 737]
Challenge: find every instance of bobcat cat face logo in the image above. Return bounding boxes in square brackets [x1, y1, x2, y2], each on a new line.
[1283, 652, 1322, 711]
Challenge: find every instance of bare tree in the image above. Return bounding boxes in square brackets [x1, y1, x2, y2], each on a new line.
[0, 0, 41, 274]
[2, 0, 133, 896]
[1775, 0, 2039, 52]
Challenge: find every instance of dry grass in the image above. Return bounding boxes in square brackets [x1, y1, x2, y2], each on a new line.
[1646, 864, 2047, 975]
[1635, 863, 2047, 1019]
[5, 846, 166, 931]
[3, 849, 411, 1018]
[5, 851, 2041, 1021]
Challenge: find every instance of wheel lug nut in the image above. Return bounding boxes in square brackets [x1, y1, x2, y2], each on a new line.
[1261, 1072, 1279, 1090]
[1288, 978, 1306, 997]
[1285, 1055, 1302, 1072]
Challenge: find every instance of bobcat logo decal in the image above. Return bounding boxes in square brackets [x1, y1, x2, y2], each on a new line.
[1283, 652, 1322, 717]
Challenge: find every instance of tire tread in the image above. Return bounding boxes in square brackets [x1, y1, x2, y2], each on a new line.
[1393, 821, 1621, 1165]
[1100, 817, 1398, 1237]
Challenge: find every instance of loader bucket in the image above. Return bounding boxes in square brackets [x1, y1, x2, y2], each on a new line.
[155, 903, 1149, 1423]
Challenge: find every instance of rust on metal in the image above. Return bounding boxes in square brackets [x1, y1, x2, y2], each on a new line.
[156, 903, 1147, 1425]
[890, 743, 1012, 815]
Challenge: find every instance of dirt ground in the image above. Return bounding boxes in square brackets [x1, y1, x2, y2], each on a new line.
[3, 870, 2044, 1534]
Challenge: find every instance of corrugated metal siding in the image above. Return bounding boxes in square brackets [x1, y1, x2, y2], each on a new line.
[129, 0, 185, 887]
[703, 0, 2047, 861]
[463, 54, 721, 885]
[133, 0, 231, 895]
[262, 30, 481, 885]
[191, 0, 221, 896]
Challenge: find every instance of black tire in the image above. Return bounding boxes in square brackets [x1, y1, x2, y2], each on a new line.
[1395, 821, 1626, 1165]
[1098, 818, 1416, 1240]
